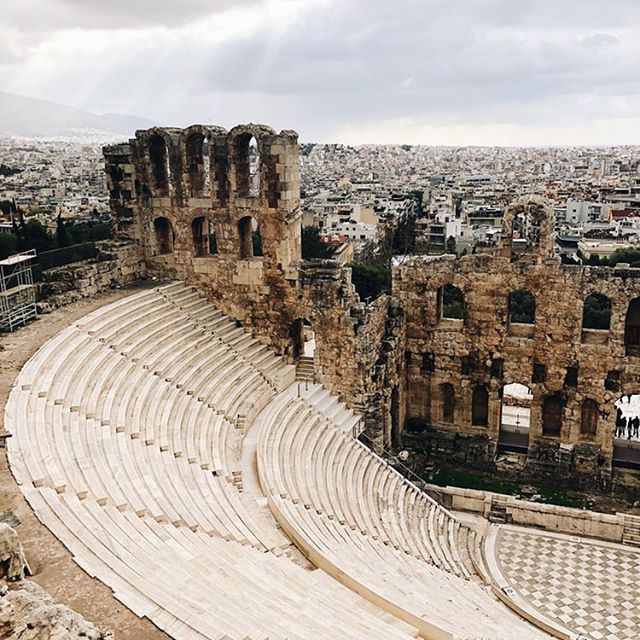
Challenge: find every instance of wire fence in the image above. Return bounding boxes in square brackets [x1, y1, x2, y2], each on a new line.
[32, 242, 99, 281]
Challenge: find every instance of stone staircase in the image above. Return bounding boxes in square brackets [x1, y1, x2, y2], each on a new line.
[488, 498, 510, 524]
[295, 355, 314, 381]
[622, 514, 640, 547]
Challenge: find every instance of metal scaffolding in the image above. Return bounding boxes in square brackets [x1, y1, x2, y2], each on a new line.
[0, 250, 37, 332]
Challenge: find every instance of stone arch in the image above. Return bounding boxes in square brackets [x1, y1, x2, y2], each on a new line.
[192, 216, 217, 257]
[184, 131, 209, 197]
[498, 382, 532, 453]
[228, 124, 277, 200]
[613, 393, 640, 468]
[438, 284, 464, 320]
[289, 318, 315, 359]
[580, 398, 598, 438]
[440, 382, 455, 424]
[148, 133, 170, 195]
[180, 125, 228, 203]
[625, 298, 640, 356]
[508, 289, 535, 324]
[582, 292, 611, 331]
[542, 394, 564, 437]
[153, 217, 174, 255]
[499, 197, 556, 261]
[471, 385, 489, 427]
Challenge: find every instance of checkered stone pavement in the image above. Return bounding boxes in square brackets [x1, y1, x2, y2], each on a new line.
[496, 528, 640, 640]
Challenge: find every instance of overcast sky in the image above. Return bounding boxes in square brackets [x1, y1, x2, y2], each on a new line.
[2, 0, 640, 145]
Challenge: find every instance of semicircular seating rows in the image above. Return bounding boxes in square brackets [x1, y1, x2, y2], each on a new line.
[6, 282, 551, 640]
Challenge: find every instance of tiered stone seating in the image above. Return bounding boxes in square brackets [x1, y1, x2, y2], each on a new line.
[7, 281, 553, 639]
[256, 387, 550, 639]
[7, 283, 426, 640]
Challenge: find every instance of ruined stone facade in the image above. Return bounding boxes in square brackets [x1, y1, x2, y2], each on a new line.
[104, 125, 404, 446]
[105, 128, 640, 493]
[396, 197, 640, 493]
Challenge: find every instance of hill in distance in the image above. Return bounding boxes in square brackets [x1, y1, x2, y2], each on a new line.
[0, 92, 156, 139]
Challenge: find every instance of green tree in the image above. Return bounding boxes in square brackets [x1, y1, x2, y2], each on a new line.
[302, 225, 333, 259]
[582, 293, 611, 330]
[446, 235, 457, 255]
[0, 232, 17, 260]
[56, 214, 71, 248]
[606, 248, 640, 267]
[15, 218, 53, 254]
[509, 289, 536, 324]
[350, 262, 391, 301]
[442, 284, 464, 319]
[391, 214, 416, 256]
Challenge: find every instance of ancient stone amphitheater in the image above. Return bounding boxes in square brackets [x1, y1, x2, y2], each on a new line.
[4, 123, 640, 639]
[6, 282, 550, 639]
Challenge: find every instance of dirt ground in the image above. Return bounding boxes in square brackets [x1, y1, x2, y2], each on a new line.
[0, 283, 169, 640]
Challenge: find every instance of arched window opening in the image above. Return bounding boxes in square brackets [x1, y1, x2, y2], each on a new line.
[625, 298, 640, 357]
[208, 221, 217, 255]
[542, 395, 564, 437]
[149, 134, 170, 195]
[186, 133, 210, 197]
[239, 216, 262, 259]
[582, 293, 611, 331]
[235, 134, 260, 198]
[192, 217, 206, 257]
[613, 394, 640, 468]
[509, 289, 536, 324]
[498, 383, 532, 453]
[153, 217, 173, 255]
[440, 284, 464, 320]
[471, 386, 489, 427]
[290, 318, 315, 360]
[580, 399, 598, 438]
[441, 383, 455, 424]
[512, 208, 542, 256]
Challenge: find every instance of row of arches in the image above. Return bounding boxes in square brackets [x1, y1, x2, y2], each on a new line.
[147, 131, 261, 200]
[440, 285, 538, 324]
[438, 285, 640, 348]
[152, 215, 263, 259]
[439, 381, 588, 439]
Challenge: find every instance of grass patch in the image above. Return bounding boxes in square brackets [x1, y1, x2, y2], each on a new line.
[431, 465, 592, 509]
[431, 466, 521, 495]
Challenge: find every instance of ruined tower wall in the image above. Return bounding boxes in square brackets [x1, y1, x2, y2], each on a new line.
[394, 198, 640, 490]
[105, 124, 303, 353]
[104, 124, 404, 448]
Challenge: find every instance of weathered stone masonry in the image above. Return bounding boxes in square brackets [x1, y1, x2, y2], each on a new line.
[105, 128, 640, 493]
[395, 198, 640, 493]
[104, 124, 405, 447]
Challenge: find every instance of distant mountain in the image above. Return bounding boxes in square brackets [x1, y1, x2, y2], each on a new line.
[0, 92, 155, 139]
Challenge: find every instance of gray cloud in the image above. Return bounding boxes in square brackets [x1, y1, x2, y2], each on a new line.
[3, 0, 259, 33]
[581, 33, 621, 48]
[1, 0, 640, 143]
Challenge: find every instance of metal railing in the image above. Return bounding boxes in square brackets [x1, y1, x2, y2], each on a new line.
[356, 429, 459, 521]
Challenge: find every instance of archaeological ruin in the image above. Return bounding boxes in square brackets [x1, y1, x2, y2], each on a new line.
[104, 124, 640, 495]
[4, 122, 640, 640]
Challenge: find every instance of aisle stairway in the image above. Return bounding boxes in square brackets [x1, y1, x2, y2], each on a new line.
[6, 281, 551, 640]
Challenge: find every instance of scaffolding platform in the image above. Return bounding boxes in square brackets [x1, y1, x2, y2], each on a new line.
[1, 250, 37, 332]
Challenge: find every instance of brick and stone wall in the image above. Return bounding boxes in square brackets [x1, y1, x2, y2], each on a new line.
[102, 129, 640, 491]
[394, 197, 640, 490]
[103, 124, 405, 449]
[36, 240, 146, 311]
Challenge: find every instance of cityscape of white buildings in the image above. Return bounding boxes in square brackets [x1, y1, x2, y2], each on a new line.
[2, 136, 640, 261]
[301, 143, 640, 260]
[0, 138, 110, 233]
